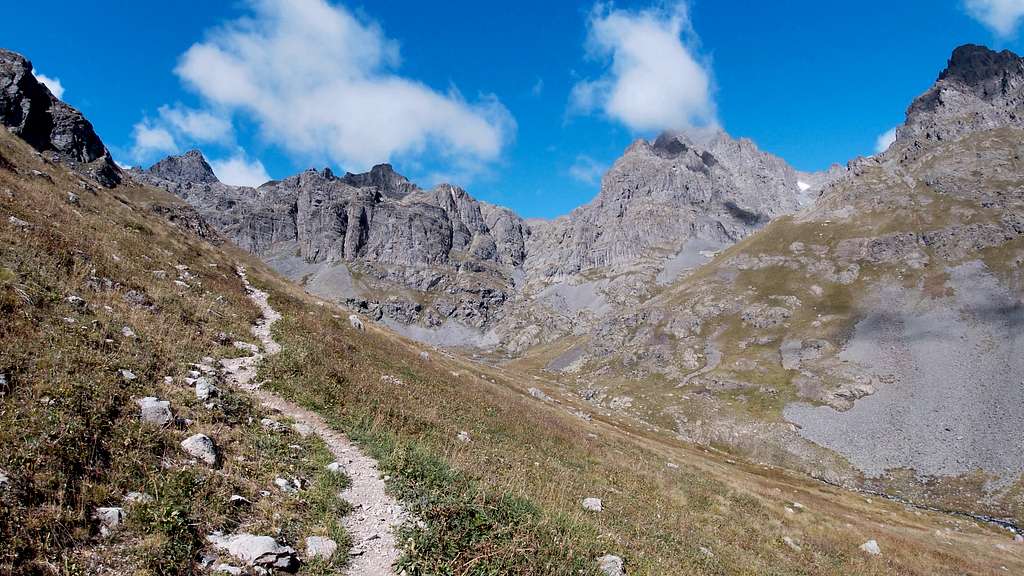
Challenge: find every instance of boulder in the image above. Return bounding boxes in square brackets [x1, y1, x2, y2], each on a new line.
[528, 387, 549, 400]
[325, 462, 345, 475]
[206, 533, 299, 572]
[860, 539, 881, 556]
[65, 295, 86, 309]
[348, 314, 364, 330]
[195, 377, 218, 401]
[260, 418, 288, 433]
[136, 396, 172, 426]
[597, 554, 625, 576]
[181, 433, 217, 465]
[456, 431, 471, 443]
[304, 536, 338, 560]
[118, 368, 137, 382]
[94, 506, 125, 537]
[582, 497, 603, 512]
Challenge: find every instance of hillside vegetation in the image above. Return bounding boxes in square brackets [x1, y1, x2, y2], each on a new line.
[1, 126, 1020, 574]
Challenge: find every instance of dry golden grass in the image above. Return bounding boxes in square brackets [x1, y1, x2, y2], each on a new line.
[0, 132, 349, 575]
[0, 126, 1021, 575]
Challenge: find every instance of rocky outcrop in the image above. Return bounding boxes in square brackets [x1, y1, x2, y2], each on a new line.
[0, 49, 121, 186]
[146, 149, 219, 184]
[900, 44, 1024, 147]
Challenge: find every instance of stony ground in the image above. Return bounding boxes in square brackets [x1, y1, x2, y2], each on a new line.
[224, 267, 407, 575]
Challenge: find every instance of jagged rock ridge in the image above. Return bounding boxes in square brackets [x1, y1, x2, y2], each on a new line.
[136, 128, 830, 350]
[0, 49, 120, 186]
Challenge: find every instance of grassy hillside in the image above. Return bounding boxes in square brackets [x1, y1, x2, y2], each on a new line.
[1, 127, 1021, 575]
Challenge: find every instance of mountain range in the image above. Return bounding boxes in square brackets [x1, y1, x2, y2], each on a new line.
[1, 42, 1022, 574]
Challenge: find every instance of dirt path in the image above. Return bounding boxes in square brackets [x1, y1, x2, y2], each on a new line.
[222, 267, 407, 575]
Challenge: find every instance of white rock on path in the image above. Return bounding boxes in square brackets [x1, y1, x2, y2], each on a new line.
[206, 533, 299, 571]
[137, 396, 172, 426]
[597, 554, 625, 576]
[582, 497, 603, 512]
[260, 418, 288, 433]
[305, 536, 338, 560]
[325, 462, 345, 475]
[860, 539, 882, 556]
[181, 433, 217, 465]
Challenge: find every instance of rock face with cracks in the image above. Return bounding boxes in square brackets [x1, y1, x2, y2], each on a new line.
[0, 49, 121, 186]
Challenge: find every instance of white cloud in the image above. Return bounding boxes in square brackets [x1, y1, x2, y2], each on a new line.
[965, 0, 1024, 37]
[568, 154, 606, 185]
[210, 154, 271, 187]
[570, 1, 715, 132]
[33, 72, 64, 100]
[130, 121, 178, 160]
[875, 127, 898, 154]
[157, 105, 233, 143]
[173, 0, 513, 172]
[531, 77, 544, 96]
[129, 105, 232, 162]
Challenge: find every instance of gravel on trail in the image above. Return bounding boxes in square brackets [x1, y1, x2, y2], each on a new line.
[223, 267, 407, 575]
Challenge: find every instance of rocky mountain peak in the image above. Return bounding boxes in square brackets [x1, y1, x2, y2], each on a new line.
[651, 131, 694, 158]
[901, 44, 1024, 147]
[0, 48, 120, 186]
[940, 44, 1024, 88]
[341, 163, 418, 198]
[145, 149, 219, 185]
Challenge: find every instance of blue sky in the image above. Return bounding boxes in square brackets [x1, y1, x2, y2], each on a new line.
[4, 0, 1023, 218]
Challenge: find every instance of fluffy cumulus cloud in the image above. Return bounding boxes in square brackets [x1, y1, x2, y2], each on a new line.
[130, 122, 178, 160]
[174, 0, 513, 171]
[568, 154, 606, 185]
[33, 72, 64, 100]
[210, 155, 271, 187]
[157, 105, 233, 143]
[965, 0, 1024, 37]
[129, 105, 233, 162]
[570, 2, 715, 132]
[875, 127, 898, 154]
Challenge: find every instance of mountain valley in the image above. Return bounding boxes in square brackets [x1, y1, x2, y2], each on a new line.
[1, 37, 1023, 576]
